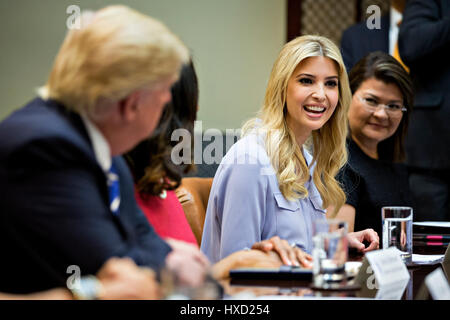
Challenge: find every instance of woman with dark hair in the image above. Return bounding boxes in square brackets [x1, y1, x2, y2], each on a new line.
[126, 61, 199, 245]
[335, 51, 414, 235]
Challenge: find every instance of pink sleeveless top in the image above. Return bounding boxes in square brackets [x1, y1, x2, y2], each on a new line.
[135, 189, 198, 246]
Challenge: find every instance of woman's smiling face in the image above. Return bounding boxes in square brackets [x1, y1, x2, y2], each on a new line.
[285, 56, 339, 142]
[348, 77, 404, 150]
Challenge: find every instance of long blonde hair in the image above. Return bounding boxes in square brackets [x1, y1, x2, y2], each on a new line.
[39, 5, 189, 116]
[242, 35, 351, 217]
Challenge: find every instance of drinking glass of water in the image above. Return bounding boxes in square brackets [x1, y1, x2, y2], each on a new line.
[312, 219, 348, 289]
[382, 206, 413, 264]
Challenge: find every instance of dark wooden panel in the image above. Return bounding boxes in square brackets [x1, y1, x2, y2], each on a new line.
[287, 0, 302, 42]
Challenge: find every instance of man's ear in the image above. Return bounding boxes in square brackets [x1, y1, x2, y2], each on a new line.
[118, 91, 141, 122]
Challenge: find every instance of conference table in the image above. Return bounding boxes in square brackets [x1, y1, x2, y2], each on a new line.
[221, 246, 448, 300]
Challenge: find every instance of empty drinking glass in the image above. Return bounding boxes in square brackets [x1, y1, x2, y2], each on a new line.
[312, 219, 348, 289]
[382, 206, 413, 264]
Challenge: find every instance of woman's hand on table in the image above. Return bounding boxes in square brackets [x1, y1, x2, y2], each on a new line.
[347, 228, 379, 253]
[251, 236, 313, 268]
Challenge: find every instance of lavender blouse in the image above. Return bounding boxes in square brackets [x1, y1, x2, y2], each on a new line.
[200, 132, 327, 263]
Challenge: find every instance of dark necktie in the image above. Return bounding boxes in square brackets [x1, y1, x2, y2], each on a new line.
[107, 162, 120, 216]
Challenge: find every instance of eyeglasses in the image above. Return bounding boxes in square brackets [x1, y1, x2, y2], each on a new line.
[357, 96, 407, 118]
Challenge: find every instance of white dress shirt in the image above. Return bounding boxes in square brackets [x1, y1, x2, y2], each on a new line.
[389, 7, 403, 55]
[80, 114, 111, 173]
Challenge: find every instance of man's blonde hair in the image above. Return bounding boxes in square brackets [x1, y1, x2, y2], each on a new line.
[243, 35, 351, 217]
[39, 5, 189, 115]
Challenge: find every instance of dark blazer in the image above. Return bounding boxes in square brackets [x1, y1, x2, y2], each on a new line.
[340, 15, 390, 73]
[0, 98, 171, 294]
[399, 0, 450, 169]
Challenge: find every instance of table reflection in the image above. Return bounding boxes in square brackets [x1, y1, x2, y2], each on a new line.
[222, 246, 447, 300]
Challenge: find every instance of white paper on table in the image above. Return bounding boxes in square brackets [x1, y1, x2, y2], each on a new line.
[413, 221, 450, 228]
[253, 295, 374, 300]
[425, 268, 450, 300]
[226, 291, 374, 301]
[375, 279, 410, 300]
[366, 247, 410, 300]
[412, 254, 445, 265]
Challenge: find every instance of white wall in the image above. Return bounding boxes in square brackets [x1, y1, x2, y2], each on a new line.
[0, 0, 286, 130]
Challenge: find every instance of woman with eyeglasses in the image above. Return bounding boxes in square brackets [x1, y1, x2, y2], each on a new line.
[335, 51, 414, 236]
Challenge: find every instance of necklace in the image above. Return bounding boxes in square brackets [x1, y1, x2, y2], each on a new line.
[159, 189, 167, 199]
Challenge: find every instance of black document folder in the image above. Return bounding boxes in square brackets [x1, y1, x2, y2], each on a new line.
[413, 221, 450, 234]
[229, 265, 313, 281]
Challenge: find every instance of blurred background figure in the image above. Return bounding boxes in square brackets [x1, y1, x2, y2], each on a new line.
[341, 0, 407, 73]
[126, 61, 210, 289]
[126, 61, 200, 247]
[399, 0, 450, 221]
[0, 5, 194, 295]
[336, 51, 414, 236]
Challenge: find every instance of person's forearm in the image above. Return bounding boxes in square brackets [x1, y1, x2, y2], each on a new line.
[0, 288, 74, 300]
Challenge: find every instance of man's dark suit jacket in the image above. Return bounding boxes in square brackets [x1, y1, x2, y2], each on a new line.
[0, 98, 171, 294]
[340, 15, 390, 73]
[399, 0, 450, 169]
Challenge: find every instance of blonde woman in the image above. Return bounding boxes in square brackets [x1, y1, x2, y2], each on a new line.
[201, 35, 379, 266]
